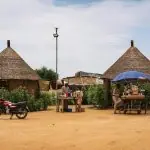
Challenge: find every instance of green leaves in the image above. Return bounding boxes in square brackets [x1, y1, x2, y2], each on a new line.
[141, 83, 150, 102]
[86, 85, 104, 108]
[0, 88, 10, 100]
[10, 87, 30, 103]
[35, 66, 58, 81]
[0, 87, 56, 112]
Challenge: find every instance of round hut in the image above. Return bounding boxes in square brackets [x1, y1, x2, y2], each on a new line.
[102, 40, 150, 106]
[0, 40, 40, 94]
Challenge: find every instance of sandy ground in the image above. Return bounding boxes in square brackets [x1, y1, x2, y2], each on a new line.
[0, 106, 150, 150]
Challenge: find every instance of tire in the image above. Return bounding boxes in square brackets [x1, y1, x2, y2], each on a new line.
[16, 108, 28, 119]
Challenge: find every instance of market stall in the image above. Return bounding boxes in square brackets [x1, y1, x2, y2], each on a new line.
[112, 71, 150, 114]
[57, 96, 77, 112]
[57, 95, 84, 113]
[121, 94, 147, 114]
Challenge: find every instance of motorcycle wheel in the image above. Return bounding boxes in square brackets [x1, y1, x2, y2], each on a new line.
[16, 108, 28, 119]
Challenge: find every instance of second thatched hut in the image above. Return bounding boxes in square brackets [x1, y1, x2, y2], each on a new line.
[102, 40, 150, 106]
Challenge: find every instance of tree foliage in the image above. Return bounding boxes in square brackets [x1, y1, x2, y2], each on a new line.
[35, 66, 58, 81]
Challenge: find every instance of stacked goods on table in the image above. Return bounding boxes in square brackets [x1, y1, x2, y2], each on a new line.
[132, 85, 139, 95]
[122, 85, 145, 100]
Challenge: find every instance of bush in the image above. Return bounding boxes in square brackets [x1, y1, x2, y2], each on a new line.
[9, 87, 30, 103]
[82, 87, 89, 105]
[27, 92, 56, 112]
[28, 98, 43, 112]
[27, 96, 36, 112]
[35, 99, 43, 111]
[141, 83, 150, 103]
[0, 88, 10, 100]
[49, 92, 57, 105]
[86, 85, 104, 108]
[0, 87, 56, 112]
[39, 92, 56, 110]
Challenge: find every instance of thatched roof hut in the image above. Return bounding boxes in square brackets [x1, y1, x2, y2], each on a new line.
[103, 40, 150, 79]
[0, 40, 40, 94]
[102, 40, 150, 107]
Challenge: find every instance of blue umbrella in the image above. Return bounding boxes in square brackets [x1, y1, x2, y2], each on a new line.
[112, 71, 150, 82]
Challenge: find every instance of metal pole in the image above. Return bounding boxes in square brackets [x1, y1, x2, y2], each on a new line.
[53, 28, 59, 112]
[56, 28, 58, 81]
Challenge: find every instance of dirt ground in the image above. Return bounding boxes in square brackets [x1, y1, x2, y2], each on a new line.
[0, 106, 150, 150]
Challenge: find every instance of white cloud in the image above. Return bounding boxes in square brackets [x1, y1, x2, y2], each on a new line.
[0, 0, 150, 78]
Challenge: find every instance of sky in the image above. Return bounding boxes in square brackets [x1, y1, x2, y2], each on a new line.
[0, 0, 150, 78]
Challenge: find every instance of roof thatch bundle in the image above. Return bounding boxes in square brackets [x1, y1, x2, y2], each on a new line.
[102, 40, 150, 79]
[0, 40, 40, 80]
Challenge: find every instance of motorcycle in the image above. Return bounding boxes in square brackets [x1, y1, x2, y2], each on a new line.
[0, 99, 29, 119]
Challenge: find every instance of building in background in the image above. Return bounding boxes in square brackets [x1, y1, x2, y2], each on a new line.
[63, 71, 103, 88]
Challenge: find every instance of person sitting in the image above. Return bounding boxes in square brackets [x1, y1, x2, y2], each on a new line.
[112, 84, 123, 114]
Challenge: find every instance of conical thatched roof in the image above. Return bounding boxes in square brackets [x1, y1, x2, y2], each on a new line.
[102, 40, 150, 79]
[0, 40, 40, 80]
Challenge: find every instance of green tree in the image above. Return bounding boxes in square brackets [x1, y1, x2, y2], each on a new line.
[35, 66, 58, 81]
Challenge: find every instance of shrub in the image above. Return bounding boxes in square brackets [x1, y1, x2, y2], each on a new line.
[141, 83, 150, 103]
[34, 99, 43, 111]
[82, 87, 89, 105]
[0, 87, 56, 112]
[39, 92, 55, 110]
[27, 96, 36, 112]
[9, 87, 31, 103]
[86, 85, 104, 108]
[49, 92, 57, 105]
[0, 88, 10, 100]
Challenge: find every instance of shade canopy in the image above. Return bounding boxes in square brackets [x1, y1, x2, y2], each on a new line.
[112, 71, 150, 82]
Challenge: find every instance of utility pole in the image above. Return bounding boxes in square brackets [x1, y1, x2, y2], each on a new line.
[53, 28, 59, 112]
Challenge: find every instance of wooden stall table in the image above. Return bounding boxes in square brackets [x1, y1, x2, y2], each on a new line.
[121, 94, 147, 114]
[57, 96, 78, 113]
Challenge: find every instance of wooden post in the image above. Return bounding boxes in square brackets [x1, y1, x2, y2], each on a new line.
[103, 79, 111, 108]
